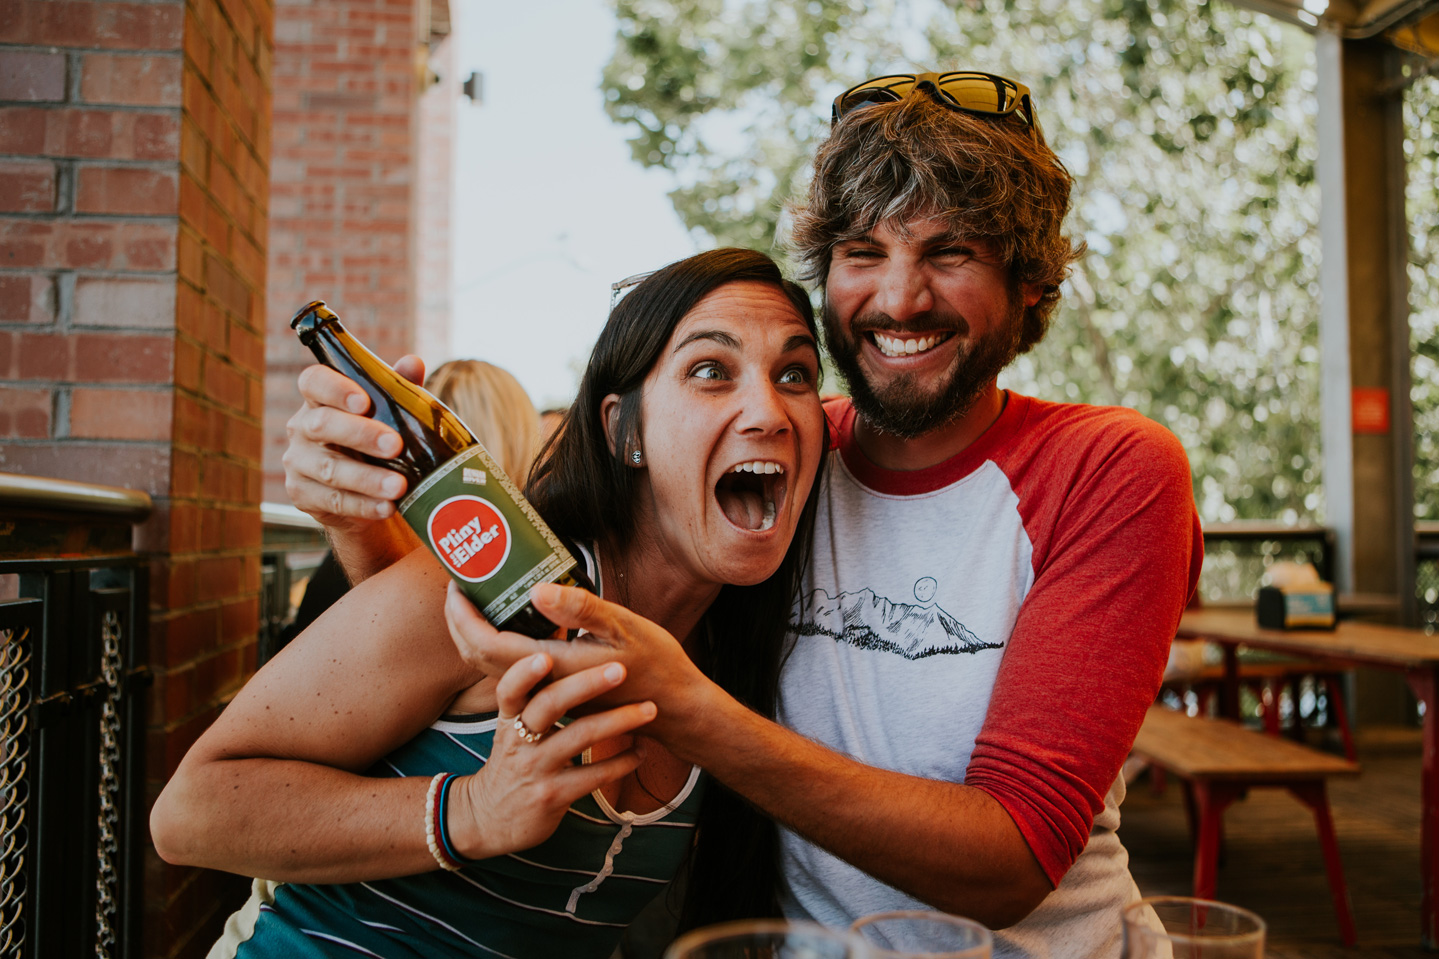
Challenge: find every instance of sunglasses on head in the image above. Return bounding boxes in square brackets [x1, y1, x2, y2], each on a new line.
[610, 270, 655, 310]
[831, 70, 1035, 131]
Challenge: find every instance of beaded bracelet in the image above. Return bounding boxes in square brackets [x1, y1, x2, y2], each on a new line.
[436, 772, 470, 868]
[424, 772, 464, 871]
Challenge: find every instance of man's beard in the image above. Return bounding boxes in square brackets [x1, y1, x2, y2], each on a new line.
[823, 300, 1024, 440]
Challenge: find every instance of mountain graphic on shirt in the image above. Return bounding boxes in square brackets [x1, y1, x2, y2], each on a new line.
[790, 588, 1004, 660]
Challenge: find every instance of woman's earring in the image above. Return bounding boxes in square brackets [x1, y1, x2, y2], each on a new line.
[630, 449, 643, 465]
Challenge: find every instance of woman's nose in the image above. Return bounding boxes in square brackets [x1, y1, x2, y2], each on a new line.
[736, 381, 791, 435]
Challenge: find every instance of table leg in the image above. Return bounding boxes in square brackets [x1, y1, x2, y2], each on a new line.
[1221, 642, 1241, 719]
[1407, 667, 1439, 949]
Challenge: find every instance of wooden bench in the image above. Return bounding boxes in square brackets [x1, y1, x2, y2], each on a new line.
[1162, 657, 1357, 761]
[1131, 704, 1361, 945]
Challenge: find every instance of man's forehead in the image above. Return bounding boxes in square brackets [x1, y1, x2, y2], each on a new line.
[840, 216, 993, 250]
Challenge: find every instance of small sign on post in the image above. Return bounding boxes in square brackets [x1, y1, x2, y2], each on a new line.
[1351, 386, 1391, 434]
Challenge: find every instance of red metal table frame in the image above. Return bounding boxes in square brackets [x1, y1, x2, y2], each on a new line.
[1178, 608, 1439, 948]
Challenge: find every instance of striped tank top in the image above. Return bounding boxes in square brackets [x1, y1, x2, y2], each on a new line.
[211, 713, 704, 959]
[211, 546, 705, 958]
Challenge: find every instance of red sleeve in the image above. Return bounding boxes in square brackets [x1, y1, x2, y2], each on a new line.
[822, 395, 850, 451]
[962, 407, 1203, 886]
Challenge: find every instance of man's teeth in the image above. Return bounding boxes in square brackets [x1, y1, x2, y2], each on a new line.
[874, 332, 945, 358]
[731, 461, 784, 474]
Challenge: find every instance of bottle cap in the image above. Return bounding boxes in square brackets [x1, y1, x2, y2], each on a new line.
[290, 300, 337, 333]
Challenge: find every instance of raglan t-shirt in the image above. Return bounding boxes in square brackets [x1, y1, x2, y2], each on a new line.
[777, 392, 1203, 959]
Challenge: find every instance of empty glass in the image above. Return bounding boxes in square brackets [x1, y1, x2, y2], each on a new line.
[664, 919, 867, 959]
[849, 910, 993, 958]
[1121, 896, 1266, 959]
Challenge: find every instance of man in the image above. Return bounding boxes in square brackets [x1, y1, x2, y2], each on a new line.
[284, 71, 1202, 957]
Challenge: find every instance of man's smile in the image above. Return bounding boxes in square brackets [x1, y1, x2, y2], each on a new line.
[871, 331, 956, 358]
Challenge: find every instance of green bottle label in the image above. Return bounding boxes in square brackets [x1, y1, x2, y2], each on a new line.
[399, 445, 576, 626]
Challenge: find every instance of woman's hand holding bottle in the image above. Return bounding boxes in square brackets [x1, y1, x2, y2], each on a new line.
[442, 582, 657, 860]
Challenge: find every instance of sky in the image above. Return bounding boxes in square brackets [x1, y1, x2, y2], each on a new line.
[449, 0, 698, 410]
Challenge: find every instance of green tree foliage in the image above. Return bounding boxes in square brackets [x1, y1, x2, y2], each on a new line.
[1408, 75, 1439, 520]
[603, 0, 1436, 525]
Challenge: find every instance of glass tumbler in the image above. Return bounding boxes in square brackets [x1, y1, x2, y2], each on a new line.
[1121, 896, 1266, 959]
[664, 919, 867, 959]
[849, 910, 993, 958]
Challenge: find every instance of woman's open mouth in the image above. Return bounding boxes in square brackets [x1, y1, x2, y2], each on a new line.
[714, 460, 788, 532]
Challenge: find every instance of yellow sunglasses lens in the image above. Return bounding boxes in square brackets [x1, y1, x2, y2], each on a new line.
[934, 74, 1019, 112]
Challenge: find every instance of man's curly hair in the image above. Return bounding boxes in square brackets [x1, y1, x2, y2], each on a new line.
[789, 92, 1083, 354]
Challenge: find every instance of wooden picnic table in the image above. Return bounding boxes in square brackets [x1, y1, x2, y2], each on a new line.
[1177, 607, 1439, 947]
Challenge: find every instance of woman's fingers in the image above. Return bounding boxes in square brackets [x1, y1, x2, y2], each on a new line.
[392, 354, 427, 386]
[517, 662, 629, 733]
[494, 652, 555, 720]
[527, 583, 630, 643]
[291, 399, 405, 465]
[445, 582, 552, 673]
[283, 439, 402, 513]
[283, 364, 410, 527]
[549, 748, 645, 798]
[296, 363, 372, 415]
[540, 701, 657, 758]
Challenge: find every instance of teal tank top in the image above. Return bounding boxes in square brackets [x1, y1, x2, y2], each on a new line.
[214, 714, 704, 959]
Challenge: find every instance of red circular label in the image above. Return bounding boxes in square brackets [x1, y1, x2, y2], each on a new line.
[426, 495, 512, 582]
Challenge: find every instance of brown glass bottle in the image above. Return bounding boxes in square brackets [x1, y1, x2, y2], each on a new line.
[291, 300, 591, 638]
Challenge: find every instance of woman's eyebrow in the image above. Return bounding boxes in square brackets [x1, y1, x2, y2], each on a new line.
[784, 334, 819, 355]
[673, 330, 740, 352]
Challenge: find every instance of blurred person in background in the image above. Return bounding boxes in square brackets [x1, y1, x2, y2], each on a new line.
[426, 359, 544, 488]
[539, 407, 568, 447]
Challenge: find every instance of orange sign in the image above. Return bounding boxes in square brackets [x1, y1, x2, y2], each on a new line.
[1352, 387, 1391, 435]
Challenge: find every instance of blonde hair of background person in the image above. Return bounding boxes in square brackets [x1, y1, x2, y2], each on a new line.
[426, 359, 542, 485]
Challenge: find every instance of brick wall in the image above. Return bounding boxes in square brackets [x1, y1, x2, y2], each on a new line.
[157, 0, 274, 954]
[264, 0, 454, 503]
[412, 18, 456, 366]
[0, 1, 184, 495]
[0, 0, 272, 955]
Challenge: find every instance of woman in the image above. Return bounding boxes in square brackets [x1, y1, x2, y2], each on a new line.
[151, 248, 827, 958]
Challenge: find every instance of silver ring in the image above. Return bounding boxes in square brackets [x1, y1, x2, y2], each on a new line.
[513, 716, 545, 744]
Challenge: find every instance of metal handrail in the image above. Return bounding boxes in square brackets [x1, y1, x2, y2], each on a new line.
[1201, 520, 1332, 536]
[261, 502, 322, 531]
[0, 473, 150, 958]
[0, 473, 151, 521]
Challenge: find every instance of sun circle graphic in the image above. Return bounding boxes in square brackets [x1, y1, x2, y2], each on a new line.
[914, 577, 938, 603]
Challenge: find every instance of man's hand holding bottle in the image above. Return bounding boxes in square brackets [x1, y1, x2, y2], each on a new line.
[283, 354, 427, 530]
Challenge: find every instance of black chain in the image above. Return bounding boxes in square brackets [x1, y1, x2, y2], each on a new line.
[0, 624, 31, 957]
[95, 611, 122, 959]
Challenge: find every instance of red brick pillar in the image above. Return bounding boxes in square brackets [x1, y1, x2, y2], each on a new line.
[264, 0, 454, 502]
[0, 0, 272, 954]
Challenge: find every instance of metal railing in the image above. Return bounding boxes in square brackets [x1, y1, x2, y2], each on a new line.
[259, 503, 328, 666]
[1197, 521, 1336, 603]
[1419, 521, 1439, 633]
[0, 473, 151, 959]
[1200, 520, 1438, 630]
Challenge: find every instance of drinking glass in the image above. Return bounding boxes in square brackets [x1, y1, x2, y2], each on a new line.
[1121, 896, 1266, 959]
[849, 910, 993, 958]
[664, 919, 867, 959]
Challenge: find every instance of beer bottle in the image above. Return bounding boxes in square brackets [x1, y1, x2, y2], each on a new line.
[291, 300, 589, 638]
